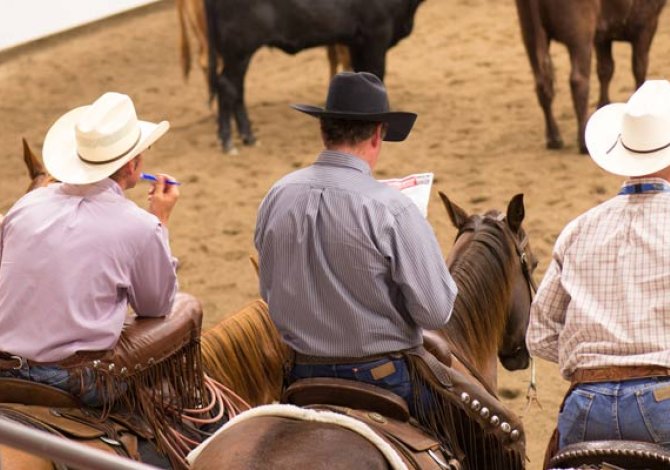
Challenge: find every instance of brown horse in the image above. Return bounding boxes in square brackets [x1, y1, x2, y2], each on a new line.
[514, 0, 666, 153]
[193, 193, 537, 470]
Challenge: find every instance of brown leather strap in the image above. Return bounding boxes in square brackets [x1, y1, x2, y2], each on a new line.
[403, 347, 453, 389]
[293, 350, 405, 365]
[571, 366, 670, 385]
[0, 350, 102, 370]
[0, 356, 22, 370]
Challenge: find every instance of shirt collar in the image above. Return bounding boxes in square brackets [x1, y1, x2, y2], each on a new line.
[58, 178, 125, 198]
[621, 177, 670, 188]
[315, 150, 372, 175]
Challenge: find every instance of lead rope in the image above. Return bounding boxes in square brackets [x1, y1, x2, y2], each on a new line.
[523, 358, 542, 414]
[513, 229, 543, 414]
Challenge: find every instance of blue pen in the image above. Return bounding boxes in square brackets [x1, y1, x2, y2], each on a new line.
[140, 172, 181, 185]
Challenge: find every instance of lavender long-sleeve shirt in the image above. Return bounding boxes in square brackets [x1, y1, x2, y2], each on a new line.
[255, 150, 457, 357]
[0, 179, 178, 361]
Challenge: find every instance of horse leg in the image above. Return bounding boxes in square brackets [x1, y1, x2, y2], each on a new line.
[567, 44, 592, 154]
[594, 36, 614, 108]
[534, 48, 564, 150]
[631, 30, 657, 91]
[230, 56, 256, 147]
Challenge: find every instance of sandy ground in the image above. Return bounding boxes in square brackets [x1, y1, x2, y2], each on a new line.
[1, 1, 669, 467]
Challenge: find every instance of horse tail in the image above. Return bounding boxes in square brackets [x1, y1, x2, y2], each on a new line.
[176, 0, 192, 80]
[204, 0, 220, 105]
[201, 299, 289, 407]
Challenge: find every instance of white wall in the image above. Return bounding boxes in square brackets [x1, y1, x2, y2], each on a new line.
[0, 0, 161, 51]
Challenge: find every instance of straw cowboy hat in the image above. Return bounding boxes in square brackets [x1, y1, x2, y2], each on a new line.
[43, 92, 169, 184]
[291, 71, 417, 142]
[586, 80, 670, 177]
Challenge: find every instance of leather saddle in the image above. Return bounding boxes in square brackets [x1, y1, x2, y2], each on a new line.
[549, 440, 670, 470]
[282, 377, 410, 422]
[0, 377, 80, 408]
[281, 377, 457, 469]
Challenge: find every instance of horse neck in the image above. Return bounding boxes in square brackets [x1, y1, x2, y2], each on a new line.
[442, 229, 515, 378]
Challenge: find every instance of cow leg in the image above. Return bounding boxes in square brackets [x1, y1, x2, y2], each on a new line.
[348, 42, 387, 81]
[594, 38, 614, 108]
[567, 46, 592, 154]
[229, 56, 256, 146]
[216, 56, 254, 153]
[215, 70, 237, 154]
[327, 45, 338, 79]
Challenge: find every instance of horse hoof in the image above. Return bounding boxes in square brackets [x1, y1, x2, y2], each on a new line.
[242, 135, 257, 146]
[546, 139, 564, 150]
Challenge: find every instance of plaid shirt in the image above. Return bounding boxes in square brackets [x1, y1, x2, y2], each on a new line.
[527, 177, 670, 379]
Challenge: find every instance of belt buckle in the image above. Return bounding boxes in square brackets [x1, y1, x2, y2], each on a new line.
[10, 355, 24, 370]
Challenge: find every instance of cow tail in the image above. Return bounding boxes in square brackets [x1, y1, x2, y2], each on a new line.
[176, 0, 192, 80]
[205, 0, 219, 105]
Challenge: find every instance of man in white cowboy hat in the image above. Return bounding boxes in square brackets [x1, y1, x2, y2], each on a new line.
[528, 80, 670, 453]
[255, 72, 458, 421]
[0, 92, 179, 405]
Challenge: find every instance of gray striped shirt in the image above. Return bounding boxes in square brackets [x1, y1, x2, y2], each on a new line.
[254, 150, 457, 357]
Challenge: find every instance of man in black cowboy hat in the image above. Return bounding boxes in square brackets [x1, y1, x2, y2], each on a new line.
[254, 72, 458, 417]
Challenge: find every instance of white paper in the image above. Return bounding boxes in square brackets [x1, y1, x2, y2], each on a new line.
[378, 173, 434, 218]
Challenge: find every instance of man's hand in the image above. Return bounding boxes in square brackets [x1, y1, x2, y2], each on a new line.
[148, 174, 179, 226]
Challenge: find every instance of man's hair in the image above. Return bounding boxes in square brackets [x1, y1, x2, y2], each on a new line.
[320, 118, 381, 147]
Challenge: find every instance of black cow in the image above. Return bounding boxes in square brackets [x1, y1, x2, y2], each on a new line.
[204, 0, 425, 153]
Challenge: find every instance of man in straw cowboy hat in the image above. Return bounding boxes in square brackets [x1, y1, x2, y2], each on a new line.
[255, 71, 458, 423]
[528, 80, 670, 454]
[0, 92, 179, 406]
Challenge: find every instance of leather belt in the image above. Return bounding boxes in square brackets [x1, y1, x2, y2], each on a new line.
[0, 351, 86, 371]
[292, 350, 405, 365]
[571, 365, 670, 385]
[0, 355, 23, 370]
[291, 347, 453, 389]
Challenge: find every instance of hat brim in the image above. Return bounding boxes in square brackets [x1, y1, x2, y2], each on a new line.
[586, 103, 670, 177]
[290, 104, 417, 142]
[43, 105, 169, 185]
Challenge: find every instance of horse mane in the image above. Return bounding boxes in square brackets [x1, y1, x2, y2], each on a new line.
[201, 299, 289, 406]
[444, 217, 515, 370]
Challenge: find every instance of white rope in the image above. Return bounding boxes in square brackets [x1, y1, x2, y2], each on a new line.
[186, 404, 408, 470]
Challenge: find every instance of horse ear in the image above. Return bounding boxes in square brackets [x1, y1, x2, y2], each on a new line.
[506, 194, 525, 233]
[439, 191, 469, 230]
[22, 138, 45, 180]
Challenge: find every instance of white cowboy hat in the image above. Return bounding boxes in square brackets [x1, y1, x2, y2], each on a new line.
[43, 92, 169, 184]
[585, 80, 670, 177]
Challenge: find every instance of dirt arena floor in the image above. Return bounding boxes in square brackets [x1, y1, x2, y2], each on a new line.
[1, 1, 669, 467]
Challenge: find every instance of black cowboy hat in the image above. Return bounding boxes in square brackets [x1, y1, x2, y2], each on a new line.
[291, 71, 417, 142]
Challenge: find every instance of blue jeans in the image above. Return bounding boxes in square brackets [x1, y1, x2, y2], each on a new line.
[558, 377, 670, 449]
[290, 356, 433, 418]
[0, 364, 107, 408]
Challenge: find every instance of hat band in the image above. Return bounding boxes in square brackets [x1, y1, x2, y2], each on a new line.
[608, 134, 670, 155]
[77, 131, 142, 165]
